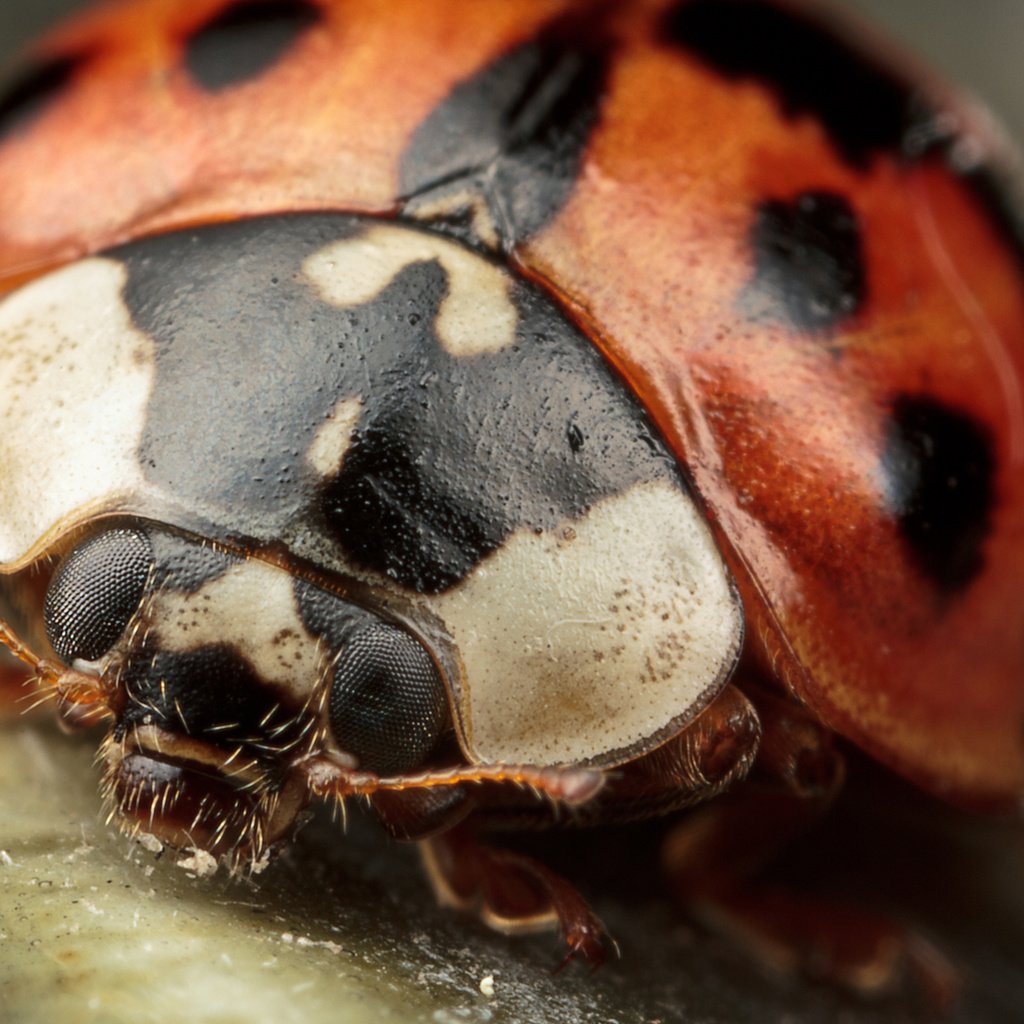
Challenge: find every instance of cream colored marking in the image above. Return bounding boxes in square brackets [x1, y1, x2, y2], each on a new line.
[0, 259, 155, 568]
[149, 560, 323, 704]
[434, 481, 743, 768]
[306, 396, 363, 477]
[303, 225, 517, 356]
[406, 188, 501, 251]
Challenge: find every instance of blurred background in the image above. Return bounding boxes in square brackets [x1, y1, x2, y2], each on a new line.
[1, 0, 1022, 144]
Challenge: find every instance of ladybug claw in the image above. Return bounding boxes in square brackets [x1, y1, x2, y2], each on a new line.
[555, 920, 610, 973]
[420, 826, 613, 971]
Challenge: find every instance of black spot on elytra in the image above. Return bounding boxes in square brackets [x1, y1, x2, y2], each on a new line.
[742, 191, 865, 331]
[0, 56, 79, 139]
[663, 0, 937, 170]
[185, 0, 321, 92]
[666, 0, 1024, 290]
[400, 13, 612, 247]
[111, 213, 681, 595]
[881, 395, 995, 593]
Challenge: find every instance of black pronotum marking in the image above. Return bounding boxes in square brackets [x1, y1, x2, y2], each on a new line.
[880, 395, 995, 593]
[399, 13, 612, 247]
[663, 0, 936, 170]
[117, 641, 292, 748]
[0, 56, 80, 139]
[184, 0, 322, 92]
[743, 191, 865, 331]
[112, 213, 682, 595]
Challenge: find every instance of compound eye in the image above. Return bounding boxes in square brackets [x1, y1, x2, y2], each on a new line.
[328, 622, 449, 775]
[44, 528, 153, 663]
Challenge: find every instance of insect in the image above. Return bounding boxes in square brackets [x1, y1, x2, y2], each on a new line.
[0, 0, 1021, 1002]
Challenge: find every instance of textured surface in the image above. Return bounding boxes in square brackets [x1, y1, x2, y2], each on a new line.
[2, 718, 1024, 1023]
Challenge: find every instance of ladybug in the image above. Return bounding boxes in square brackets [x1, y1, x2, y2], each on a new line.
[0, 0, 1021, 1000]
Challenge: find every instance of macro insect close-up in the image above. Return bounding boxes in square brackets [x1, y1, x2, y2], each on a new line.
[0, 1, 1022, 1022]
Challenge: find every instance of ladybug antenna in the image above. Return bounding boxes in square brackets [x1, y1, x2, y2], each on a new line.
[0, 615, 114, 728]
[295, 754, 607, 808]
[0, 616, 46, 674]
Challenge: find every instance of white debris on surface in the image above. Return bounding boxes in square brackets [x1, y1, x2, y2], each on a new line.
[137, 833, 164, 854]
[175, 848, 219, 878]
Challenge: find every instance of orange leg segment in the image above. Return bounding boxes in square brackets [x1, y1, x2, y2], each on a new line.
[420, 823, 609, 969]
[662, 691, 959, 1008]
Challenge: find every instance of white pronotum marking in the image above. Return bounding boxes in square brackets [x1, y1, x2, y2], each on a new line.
[434, 481, 743, 768]
[303, 225, 518, 356]
[0, 259, 155, 568]
[306, 396, 363, 477]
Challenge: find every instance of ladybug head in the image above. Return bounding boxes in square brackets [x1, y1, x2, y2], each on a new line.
[36, 523, 453, 865]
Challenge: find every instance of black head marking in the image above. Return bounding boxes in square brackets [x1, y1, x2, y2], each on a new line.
[741, 191, 865, 332]
[111, 213, 681, 595]
[663, 0, 939, 170]
[0, 55, 81, 140]
[118, 641, 295, 748]
[400, 13, 612, 247]
[881, 395, 995, 593]
[185, 0, 322, 93]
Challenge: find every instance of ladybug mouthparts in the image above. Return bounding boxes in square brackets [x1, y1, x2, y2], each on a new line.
[108, 747, 276, 860]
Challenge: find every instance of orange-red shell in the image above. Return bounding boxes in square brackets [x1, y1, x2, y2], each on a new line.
[1, 0, 1022, 808]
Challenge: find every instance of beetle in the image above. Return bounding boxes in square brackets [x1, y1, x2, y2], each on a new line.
[0, 0, 1021, 1001]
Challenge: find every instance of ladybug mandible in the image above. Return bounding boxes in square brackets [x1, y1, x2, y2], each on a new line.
[0, 0, 1021, 999]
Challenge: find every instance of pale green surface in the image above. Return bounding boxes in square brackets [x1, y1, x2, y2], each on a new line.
[0, 720, 624, 1024]
[3, 718, 1024, 1024]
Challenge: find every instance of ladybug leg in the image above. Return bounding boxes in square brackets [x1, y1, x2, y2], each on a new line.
[403, 686, 762, 966]
[662, 691, 958, 1007]
[584, 683, 762, 825]
[0, 615, 110, 725]
[419, 822, 609, 969]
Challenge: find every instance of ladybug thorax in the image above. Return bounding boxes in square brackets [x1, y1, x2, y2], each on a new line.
[0, 213, 742, 775]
